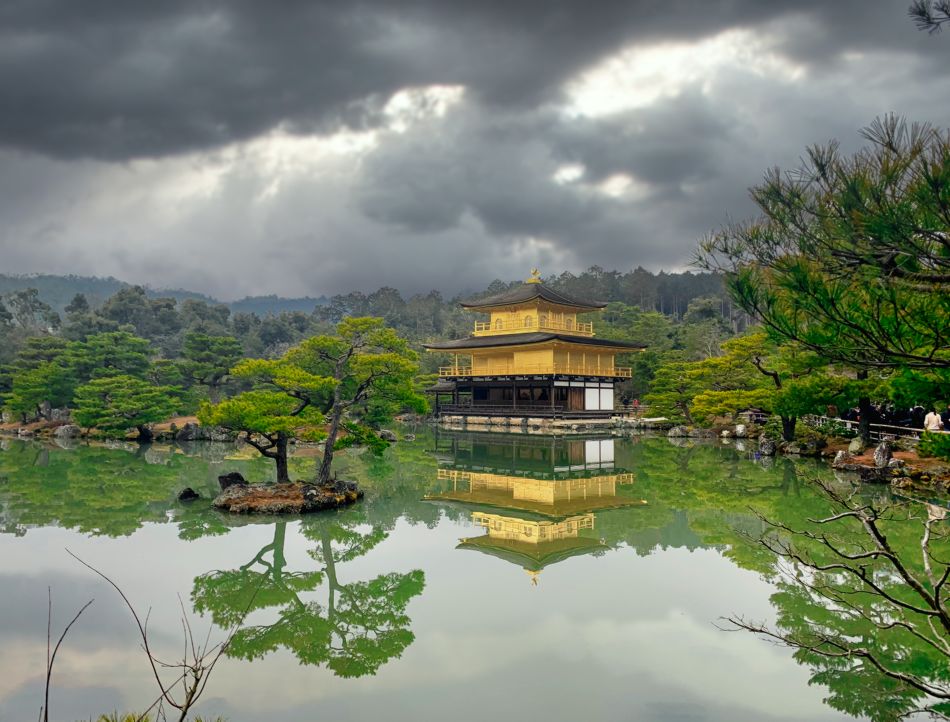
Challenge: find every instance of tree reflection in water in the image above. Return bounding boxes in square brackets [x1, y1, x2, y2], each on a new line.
[731, 481, 950, 721]
[192, 516, 425, 678]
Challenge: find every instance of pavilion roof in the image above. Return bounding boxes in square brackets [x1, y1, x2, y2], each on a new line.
[424, 490, 647, 518]
[457, 534, 606, 570]
[423, 331, 645, 351]
[460, 281, 606, 311]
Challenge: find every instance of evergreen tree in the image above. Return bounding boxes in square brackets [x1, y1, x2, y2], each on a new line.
[73, 375, 180, 441]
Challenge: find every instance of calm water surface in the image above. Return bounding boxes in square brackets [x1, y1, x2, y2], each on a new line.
[0, 430, 872, 721]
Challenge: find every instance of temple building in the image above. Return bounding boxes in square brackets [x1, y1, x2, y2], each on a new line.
[425, 431, 647, 582]
[424, 270, 645, 419]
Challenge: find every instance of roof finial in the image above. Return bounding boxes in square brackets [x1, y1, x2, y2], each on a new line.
[526, 268, 542, 284]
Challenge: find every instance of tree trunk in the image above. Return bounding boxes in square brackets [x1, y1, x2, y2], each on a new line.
[857, 370, 871, 441]
[317, 405, 344, 485]
[781, 415, 797, 442]
[321, 530, 338, 619]
[136, 425, 154, 443]
[680, 402, 694, 425]
[271, 523, 287, 580]
[275, 432, 290, 483]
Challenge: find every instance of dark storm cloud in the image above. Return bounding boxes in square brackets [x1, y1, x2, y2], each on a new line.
[1, 0, 940, 161]
[0, 0, 948, 296]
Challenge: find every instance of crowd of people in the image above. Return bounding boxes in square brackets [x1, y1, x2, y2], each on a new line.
[836, 403, 950, 431]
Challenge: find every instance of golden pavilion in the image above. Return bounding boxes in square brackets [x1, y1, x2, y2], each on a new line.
[425, 432, 647, 581]
[424, 269, 644, 419]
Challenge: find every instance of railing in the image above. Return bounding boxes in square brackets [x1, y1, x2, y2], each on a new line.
[802, 415, 925, 443]
[614, 404, 652, 419]
[473, 319, 594, 337]
[439, 363, 631, 378]
[435, 403, 618, 418]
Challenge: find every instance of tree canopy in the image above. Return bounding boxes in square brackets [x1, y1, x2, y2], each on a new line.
[73, 375, 181, 440]
[699, 116, 950, 372]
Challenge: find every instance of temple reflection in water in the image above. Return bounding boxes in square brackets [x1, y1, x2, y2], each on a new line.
[427, 431, 646, 581]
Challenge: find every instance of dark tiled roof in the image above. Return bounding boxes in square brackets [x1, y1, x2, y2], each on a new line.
[460, 282, 606, 310]
[423, 332, 645, 351]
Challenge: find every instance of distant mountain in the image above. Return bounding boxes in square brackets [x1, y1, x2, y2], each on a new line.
[0, 274, 128, 312]
[230, 295, 330, 316]
[0, 274, 328, 316]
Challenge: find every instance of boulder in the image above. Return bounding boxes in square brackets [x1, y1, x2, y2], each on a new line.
[378, 429, 398, 442]
[50, 408, 72, 422]
[215, 481, 363, 514]
[403, 433, 416, 442]
[832, 462, 889, 483]
[54, 424, 81, 439]
[177, 487, 200, 501]
[873, 441, 892, 469]
[218, 471, 247, 491]
[758, 434, 776, 456]
[688, 428, 716, 438]
[734, 424, 748, 438]
[721, 429, 732, 438]
[175, 422, 236, 443]
[848, 437, 866, 455]
[788, 439, 823, 457]
[667, 426, 690, 438]
[833, 450, 851, 467]
[888, 458, 905, 469]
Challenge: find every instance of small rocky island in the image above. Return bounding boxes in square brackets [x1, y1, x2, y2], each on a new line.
[211, 472, 363, 514]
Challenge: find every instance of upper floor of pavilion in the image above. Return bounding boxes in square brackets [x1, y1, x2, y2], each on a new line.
[460, 269, 606, 338]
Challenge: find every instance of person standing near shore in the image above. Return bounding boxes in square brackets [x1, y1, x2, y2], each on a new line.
[925, 405, 945, 432]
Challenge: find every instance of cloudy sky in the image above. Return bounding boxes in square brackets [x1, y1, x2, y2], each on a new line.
[0, 1, 947, 300]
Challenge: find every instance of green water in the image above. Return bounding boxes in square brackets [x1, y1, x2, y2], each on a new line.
[0, 430, 916, 721]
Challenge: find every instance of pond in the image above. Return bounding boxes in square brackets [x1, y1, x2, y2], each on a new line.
[0, 429, 900, 721]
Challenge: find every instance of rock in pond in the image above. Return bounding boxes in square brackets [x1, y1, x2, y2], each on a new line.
[175, 422, 237, 443]
[833, 450, 852, 467]
[213, 481, 363, 514]
[734, 424, 748, 438]
[667, 426, 690, 438]
[178, 487, 200, 501]
[218, 471, 247, 491]
[758, 434, 776, 456]
[54, 424, 81, 438]
[874, 441, 892, 469]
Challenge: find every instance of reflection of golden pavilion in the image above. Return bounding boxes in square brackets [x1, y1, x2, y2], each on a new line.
[427, 432, 646, 580]
[459, 512, 605, 578]
[435, 469, 639, 517]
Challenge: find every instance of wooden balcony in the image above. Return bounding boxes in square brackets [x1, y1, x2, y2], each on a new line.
[438, 363, 632, 378]
[473, 319, 594, 337]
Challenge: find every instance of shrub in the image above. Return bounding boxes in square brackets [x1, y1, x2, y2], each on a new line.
[760, 417, 784, 442]
[809, 418, 856, 439]
[794, 425, 828, 448]
[919, 432, 950, 461]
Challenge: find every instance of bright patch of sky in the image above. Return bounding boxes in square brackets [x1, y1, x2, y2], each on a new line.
[563, 28, 807, 118]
